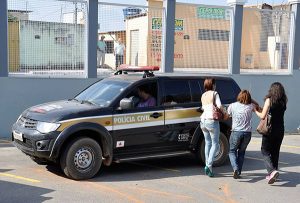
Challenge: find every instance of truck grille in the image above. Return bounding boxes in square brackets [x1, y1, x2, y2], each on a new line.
[15, 138, 33, 149]
[17, 116, 38, 129]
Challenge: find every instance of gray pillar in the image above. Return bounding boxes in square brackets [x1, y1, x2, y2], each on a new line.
[289, 0, 300, 70]
[162, 0, 175, 73]
[86, 0, 98, 78]
[228, 0, 246, 74]
[0, 0, 8, 77]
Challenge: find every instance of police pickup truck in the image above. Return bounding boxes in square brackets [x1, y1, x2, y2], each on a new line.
[12, 66, 241, 180]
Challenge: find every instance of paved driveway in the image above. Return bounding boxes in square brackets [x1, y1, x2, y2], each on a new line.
[0, 134, 299, 203]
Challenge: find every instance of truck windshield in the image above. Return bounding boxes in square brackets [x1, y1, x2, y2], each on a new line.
[75, 80, 130, 107]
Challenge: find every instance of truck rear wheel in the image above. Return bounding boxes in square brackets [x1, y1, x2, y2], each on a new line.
[60, 137, 102, 180]
[199, 132, 229, 166]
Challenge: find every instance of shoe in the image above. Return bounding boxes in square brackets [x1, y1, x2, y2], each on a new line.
[204, 166, 214, 177]
[267, 170, 279, 184]
[208, 170, 214, 177]
[204, 166, 209, 175]
[233, 170, 240, 179]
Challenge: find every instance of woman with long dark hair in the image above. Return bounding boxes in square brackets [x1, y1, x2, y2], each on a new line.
[255, 82, 287, 184]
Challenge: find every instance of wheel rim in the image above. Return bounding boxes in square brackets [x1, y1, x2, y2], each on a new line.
[74, 147, 94, 170]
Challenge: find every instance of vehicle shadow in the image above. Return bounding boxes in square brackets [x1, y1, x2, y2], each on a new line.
[46, 154, 206, 181]
[0, 169, 13, 173]
[0, 180, 53, 202]
[45, 150, 299, 187]
[93, 154, 213, 182]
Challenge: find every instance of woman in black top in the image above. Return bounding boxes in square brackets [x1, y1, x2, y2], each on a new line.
[255, 82, 287, 184]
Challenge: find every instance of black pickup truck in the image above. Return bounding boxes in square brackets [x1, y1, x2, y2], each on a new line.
[12, 70, 241, 180]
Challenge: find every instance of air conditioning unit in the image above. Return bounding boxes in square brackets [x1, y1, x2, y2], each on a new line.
[268, 36, 288, 70]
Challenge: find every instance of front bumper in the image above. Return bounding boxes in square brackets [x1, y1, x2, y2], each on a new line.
[12, 123, 60, 160]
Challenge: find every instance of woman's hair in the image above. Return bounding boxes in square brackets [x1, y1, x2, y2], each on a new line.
[203, 78, 215, 91]
[265, 82, 287, 107]
[237, 90, 252, 104]
[138, 85, 151, 94]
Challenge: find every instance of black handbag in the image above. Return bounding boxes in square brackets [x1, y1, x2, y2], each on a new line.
[257, 114, 272, 135]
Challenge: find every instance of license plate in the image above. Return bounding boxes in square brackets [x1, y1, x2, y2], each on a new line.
[13, 131, 23, 142]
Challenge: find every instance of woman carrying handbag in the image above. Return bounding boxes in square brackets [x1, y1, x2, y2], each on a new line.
[200, 78, 227, 177]
[255, 82, 287, 184]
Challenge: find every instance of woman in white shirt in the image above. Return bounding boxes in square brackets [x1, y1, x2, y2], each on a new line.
[227, 90, 257, 179]
[200, 78, 223, 177]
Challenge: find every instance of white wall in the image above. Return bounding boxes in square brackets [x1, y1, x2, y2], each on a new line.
[20, 21, 85, 68]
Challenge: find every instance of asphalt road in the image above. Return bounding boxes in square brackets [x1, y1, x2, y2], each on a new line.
[0, 134, 299, 203]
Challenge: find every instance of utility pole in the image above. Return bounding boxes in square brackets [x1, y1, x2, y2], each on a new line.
[60, 5, 63, 23]
[74, 2, 78, 24]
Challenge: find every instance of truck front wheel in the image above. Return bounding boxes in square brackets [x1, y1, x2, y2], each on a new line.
[60, 137, 102, 180]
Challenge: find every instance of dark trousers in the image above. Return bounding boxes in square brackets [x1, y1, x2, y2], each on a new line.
[116, 54, 124, 69]
[261, 131, 284, 174]
[229, 131, 252, 173]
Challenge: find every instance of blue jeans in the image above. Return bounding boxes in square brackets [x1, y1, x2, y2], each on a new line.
[200, 119, 220, 169]
[229, 131, 252, 173]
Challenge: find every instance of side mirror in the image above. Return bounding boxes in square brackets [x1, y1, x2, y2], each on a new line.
[119, 98, 134, 110]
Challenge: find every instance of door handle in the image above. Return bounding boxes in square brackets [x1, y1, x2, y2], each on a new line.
[150, 112, 163, 118]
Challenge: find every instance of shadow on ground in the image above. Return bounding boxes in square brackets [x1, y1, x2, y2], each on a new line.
[40, 150, 300, 187]
[0, 180, 54, 202]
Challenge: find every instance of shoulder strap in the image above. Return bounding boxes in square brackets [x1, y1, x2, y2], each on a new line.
[213, 91, 217, 107]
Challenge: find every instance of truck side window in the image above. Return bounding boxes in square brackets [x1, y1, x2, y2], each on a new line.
[163, 80, 191, 104]
[189, 80, 202, 103]
[122, 82, 158, 108]
[215, 80, 239, 104]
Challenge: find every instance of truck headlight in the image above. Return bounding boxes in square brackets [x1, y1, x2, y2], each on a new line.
[37, 122, 60, 133]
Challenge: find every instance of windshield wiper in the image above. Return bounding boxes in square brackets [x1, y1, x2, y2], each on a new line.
[81, 100, 97, 106]
[70, 98, 79, 102]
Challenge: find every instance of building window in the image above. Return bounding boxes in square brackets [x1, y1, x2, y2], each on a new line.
[67, 34, 74, 46]
[198, 29, 230, 41]
[55, 37, 67, 45]
[35, 35, 40, 39]
[55, 35, 74, 45]
[105, 41, 114, 54]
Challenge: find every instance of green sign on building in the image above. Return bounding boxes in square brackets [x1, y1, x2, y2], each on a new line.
[152, 18, 184, 31]
[152, 18, 163, 30]
[197, 7, 229, 20]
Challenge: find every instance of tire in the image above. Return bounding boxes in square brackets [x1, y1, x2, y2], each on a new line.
[199, 132, 229, 167]
[60, 137, 102, 180]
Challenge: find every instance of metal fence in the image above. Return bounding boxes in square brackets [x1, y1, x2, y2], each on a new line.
[7, 0, 164, 77]
[6, 1, 296, 78]
[174, 3, 233, 71]
[98, 2, 164, 70]
[8, 0, 87, 77]
[240, 8, 293, 72]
